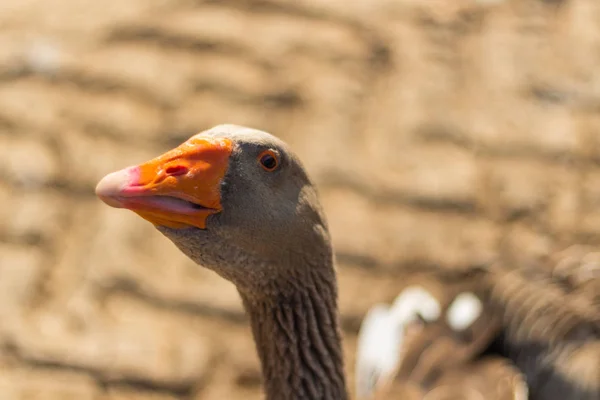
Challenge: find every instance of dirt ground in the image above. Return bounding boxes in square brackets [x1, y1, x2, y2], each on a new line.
[1, 0, 599, 398]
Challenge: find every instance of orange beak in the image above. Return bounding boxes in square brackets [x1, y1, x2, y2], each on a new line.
[95, 135, 233, 229]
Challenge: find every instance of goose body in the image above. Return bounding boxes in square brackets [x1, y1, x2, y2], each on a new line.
[487, 250, 599, 400]
[357, 283, 525, 400]
[357, 252, 599, 400]
[96, 125, 599, 400]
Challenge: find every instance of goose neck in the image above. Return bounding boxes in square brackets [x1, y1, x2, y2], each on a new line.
[241, 266, 348, 400]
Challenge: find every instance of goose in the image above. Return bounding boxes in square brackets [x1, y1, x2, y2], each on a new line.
[357, 253, 599, 400]
[357, 285, 527, 400]
[96, 125, 348, 400]
[95, 125, 599, 400]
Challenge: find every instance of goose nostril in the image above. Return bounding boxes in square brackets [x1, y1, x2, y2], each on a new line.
[165, 165, 189, 176]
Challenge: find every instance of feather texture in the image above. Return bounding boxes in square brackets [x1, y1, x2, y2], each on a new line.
[357, 247, 599, 399]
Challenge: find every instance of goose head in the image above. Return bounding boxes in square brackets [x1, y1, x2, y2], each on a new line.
[95, 124, 331, 295]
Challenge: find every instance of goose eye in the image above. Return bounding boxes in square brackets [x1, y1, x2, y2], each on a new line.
[258, 150, 279, 171]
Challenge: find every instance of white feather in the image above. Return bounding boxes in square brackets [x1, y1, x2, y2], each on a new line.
[390, 286, 441, 324]
[446, 292, 483, 331]
[355, 304, 398, 399]
[355, 286, 441, 398]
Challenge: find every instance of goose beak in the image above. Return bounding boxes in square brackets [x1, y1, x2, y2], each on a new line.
[95, 135, 233, 229]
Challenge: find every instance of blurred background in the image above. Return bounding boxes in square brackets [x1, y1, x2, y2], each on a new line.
[0, 0, 599, 399]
